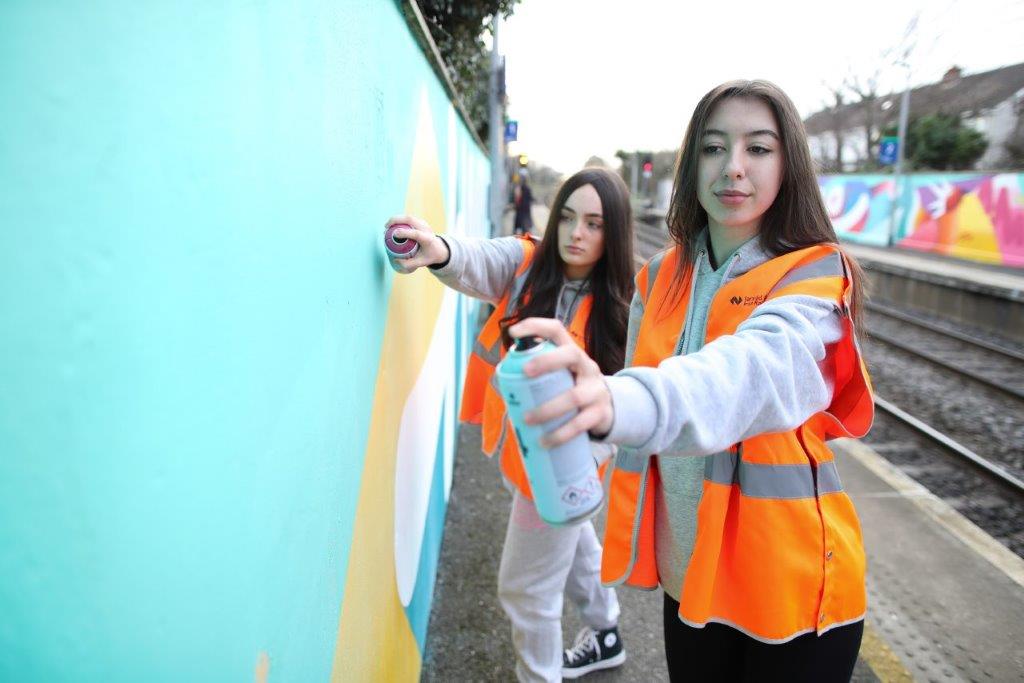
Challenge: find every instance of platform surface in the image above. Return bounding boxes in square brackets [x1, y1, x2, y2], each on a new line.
[843, 242, 1024, 297]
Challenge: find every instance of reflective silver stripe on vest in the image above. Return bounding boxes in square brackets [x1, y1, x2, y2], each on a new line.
[478, 262, 532, 366]
[704, 449, 738, 484]
[474, 337, 502, 365]
[487, 371, 507, 457]
[770, 252, 843, 294]
[646, 251, 667, 301]
[704, 451, 844, 499]
[508, 266, 532, 311]
[816, 460, 844, 495]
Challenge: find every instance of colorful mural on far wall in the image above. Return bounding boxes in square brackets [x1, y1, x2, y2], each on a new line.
[819, 173, 1024, 267]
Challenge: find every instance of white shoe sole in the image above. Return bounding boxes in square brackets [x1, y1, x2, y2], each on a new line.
[561, 651, 626, 679]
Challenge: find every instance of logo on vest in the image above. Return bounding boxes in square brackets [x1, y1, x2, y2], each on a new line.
[730, 294, 766, 306]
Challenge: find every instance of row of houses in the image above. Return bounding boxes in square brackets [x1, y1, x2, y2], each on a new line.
[804, 62, 1024, 172]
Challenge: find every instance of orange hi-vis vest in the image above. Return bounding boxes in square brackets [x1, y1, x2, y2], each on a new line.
[601, 243, 874, 643]
[459, 236, 602, 500]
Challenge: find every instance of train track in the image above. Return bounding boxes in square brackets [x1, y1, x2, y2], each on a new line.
[862, 299, 1024, 523]
[866, 302, 1024, 401]
[873, 396, 1024, 499]
[633, 217, 669, 267]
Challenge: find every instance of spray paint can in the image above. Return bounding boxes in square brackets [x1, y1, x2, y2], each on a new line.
[384, 224, 420, 260]
[495, 337, 604, 526]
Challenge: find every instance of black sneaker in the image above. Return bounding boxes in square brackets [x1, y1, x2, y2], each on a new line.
[562, 625, 626, 678]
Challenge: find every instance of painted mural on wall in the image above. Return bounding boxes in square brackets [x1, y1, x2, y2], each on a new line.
[819, 173, 1024, 267]
[820, 175, 896, 247]
[332, 91, 487, 681]
[0, 2, 488, 681]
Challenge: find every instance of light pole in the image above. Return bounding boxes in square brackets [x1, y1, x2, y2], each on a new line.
[488, 16, 505, 237]
[630, 152, 639, 197]
[888, 74, 911, 247]
[887, 13, 918, 247]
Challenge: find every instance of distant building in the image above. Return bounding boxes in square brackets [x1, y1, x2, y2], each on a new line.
[804, 62, 1024, 172]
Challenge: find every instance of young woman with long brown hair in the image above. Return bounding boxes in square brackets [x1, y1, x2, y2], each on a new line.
[511, 81, 873, 682]
[385, 167, 635, 682]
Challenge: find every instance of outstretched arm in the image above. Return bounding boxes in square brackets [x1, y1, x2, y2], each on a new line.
[385, 215, 525, 304]
[512, 295, 843, 456]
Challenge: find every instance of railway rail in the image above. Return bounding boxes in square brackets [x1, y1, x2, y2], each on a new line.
[866, 302, 1024, 401]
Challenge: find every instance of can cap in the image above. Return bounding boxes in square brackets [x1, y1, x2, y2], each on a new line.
[514, 336, 543, 352]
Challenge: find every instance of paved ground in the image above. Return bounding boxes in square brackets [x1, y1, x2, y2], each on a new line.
[420, 425, 667, 682]
[836, 439, 1024, 681]
[420, 426, 881, 682]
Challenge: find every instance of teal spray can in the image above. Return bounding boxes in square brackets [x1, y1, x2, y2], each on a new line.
[495, 337, 604, 526]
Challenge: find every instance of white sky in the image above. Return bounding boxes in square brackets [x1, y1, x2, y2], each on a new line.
[498, 0, 1024, 174]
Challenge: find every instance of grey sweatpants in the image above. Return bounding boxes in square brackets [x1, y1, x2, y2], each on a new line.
[497, 491, 620, 683]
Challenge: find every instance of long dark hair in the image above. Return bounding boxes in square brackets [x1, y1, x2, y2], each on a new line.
[501, 168, 635, 374]
[665, 80, 865, 327]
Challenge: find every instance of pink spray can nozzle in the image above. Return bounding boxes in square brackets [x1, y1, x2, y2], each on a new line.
[384, 224, 420, 259]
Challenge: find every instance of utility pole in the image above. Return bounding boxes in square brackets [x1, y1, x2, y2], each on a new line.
[630, 152, 639, 197]
[888, 77, 913, 248]
[488, 16, 505, 237]
[887, 12, 918, 247]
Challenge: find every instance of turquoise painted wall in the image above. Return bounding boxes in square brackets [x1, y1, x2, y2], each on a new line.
[0, 1, 488, 680]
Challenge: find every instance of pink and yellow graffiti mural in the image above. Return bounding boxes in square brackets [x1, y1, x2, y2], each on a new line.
[819, 173, 1024, 268]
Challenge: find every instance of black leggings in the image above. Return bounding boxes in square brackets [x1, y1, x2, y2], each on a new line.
[662, 593, 862, 682]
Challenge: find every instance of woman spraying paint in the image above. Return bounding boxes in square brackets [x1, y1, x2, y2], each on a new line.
[384, 167, 635, 681]
[510, 81, 874, 682]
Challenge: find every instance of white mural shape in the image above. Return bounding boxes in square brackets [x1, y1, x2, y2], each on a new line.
[393, 286, 458, 606]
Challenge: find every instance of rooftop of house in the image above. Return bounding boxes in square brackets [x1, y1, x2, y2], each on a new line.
[804, 62, 1024, 135]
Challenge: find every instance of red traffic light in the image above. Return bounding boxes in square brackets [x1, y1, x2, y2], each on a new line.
[642, 162, 653, 173]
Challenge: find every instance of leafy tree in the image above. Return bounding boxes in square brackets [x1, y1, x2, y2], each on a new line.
[888, 114, 988, 170]
[418, 0, 521, 142]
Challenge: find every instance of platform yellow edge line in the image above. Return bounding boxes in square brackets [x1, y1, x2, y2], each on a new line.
[860, 620, 915, 682]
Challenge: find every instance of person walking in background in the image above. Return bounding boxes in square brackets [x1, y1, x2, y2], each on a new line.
[384, 167, 636, 682]
[510, 80, 874, 682]
[513, 173, 535, 236]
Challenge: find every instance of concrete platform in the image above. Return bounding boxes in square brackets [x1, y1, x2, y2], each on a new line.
[843, 243, 1024, 296]
[834, 439, 1024, 682]
[420, 425, 669, 682]
[842, 243, 1024, 341]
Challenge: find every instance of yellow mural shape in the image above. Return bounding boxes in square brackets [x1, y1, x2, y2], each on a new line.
[947, 193, 1002, 265]
[331, 90, 447, 682]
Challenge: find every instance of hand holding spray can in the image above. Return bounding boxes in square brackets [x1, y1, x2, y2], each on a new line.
[496, 336, 604, 526]
[384, 223, 420, 260]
